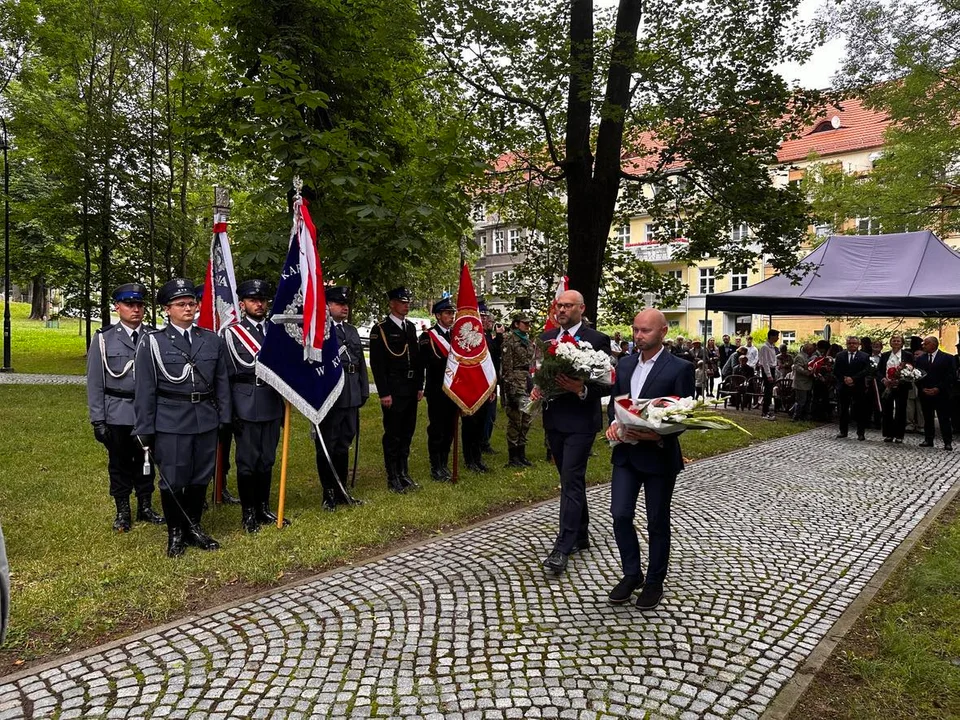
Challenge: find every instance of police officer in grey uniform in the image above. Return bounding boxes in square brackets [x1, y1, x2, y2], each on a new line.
[86, 283, 163, 531]
[226, 279, 287, 532]
[133, 278, 232, 557]
[369, 286, 424, 493]
[315, 286, 368, 510]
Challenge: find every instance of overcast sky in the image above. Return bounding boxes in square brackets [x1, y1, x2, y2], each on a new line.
[775, 0, 844, 89]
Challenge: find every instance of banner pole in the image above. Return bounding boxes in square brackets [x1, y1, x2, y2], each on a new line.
[277, 401, 292, 528]
[451, 410, 461, 484]
[214, 441, 224, 505]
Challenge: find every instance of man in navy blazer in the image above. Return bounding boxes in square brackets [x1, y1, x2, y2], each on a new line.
[833, 336, 871, 441]
[604, 309, 695, 610]
[530, 290, 612, 575]
[915, 336, 954, 450]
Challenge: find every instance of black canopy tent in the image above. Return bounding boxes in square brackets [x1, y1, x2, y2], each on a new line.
[706, 231, 960, 318]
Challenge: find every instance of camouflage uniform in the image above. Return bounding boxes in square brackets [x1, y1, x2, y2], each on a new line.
[501, 315, 536, 466]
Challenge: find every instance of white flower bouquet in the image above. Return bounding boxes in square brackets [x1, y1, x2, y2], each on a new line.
[523, 335, 615, 415]
[610, 394, 752, 443]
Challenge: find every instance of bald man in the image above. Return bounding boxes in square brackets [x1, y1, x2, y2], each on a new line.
[915, 336, 954, 450]
[603, 309, 695, 610]
[532, 290, 612, 575]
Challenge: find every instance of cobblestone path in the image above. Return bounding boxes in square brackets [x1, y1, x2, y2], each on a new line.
[2, 427, 956, 719]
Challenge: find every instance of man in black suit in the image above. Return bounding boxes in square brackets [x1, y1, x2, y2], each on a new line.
[604, 309, 695, 610]
[530, 290, 612, 575]
[833, 336, 870, 441]
[915, 336, 954, 450]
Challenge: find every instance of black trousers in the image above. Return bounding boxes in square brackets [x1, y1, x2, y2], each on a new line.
[316, 405, 359, 493]
[380, 394, 418, 470]
[424, 392, 457, 459]
[610, 465, 676, 585]
[881, 384, 910, 439]
[104, 424, 155, 498]
[837, 387, 867, 436]
[234, 418, 282, 506]
[761, 376, 775, 415]
[920, 394, 953, 445]
[545, 430, 594, 554]
[461, 410, 485, 464]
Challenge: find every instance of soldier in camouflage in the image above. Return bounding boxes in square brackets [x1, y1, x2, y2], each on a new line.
[501, 312, 536, 468]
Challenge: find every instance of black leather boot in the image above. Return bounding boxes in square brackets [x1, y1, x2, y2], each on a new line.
[256, 471, 290, 526]
[113, 496, 132, 532]
[321, 487, 337, 511]
[182, 486, 220, 550]
[160, 491, 186, 557]
[136, 494, 164, 524]
[333, 453, 361, 505]
[518, 445, 533, 467]
[399, 457, 420, 490]
[430, 453, 445, 481]
[505, 446, 523, 468]
[241, 505, 260, 533]
[219, 486, 241, 505]
[387, 461, 407, 493]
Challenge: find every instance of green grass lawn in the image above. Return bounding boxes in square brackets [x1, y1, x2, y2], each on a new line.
[4, 302, 89, 375]
[790, 497, 960, 719]
[0, 385, 814, 673]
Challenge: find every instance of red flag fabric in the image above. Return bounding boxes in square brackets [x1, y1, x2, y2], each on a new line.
[295, 198, 327, 362]
[443, 264, 497, 415]
[197, 215, 241, 332]
[543, 275, 569, 331]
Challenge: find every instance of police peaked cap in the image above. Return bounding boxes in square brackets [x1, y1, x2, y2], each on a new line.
[237, 279, 271, 300]
[325, 286, 350, 304]
[194, 283, 205, 302]
[157, 278, 197, 306]
[112, 283, 147, 303]
[477, 299, 490, 314]
[387, 287, 413, 302]
[431, 298, 454, 314]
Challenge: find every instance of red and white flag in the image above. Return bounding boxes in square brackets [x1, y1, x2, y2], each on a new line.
[198, 213, 241, 332]
[443, 264, 497, 415]
[543, 275, 569, 331]
[293, 197, 328, 362]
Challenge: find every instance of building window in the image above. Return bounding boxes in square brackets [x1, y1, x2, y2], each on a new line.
[646, 221, 685, 242]
[477, 274, 486, 293]
[814, 224, 832, 240]
[781, 331, 796, 345]
[699, 268, 715, 295]
[616, 224, 631, 246]
[698, 319, 713, 337]
[491, 271, 505, 291]
[493, 230, 505, 254]
[730, 271, 748, 292]
[668, 320, 680, 329]
[472, 203, 485, 222]
[645, 223, 657, 244]
[477, 231, 487, 254]
[857, 217, 878, 234]
[666, 269, 683, 284]
[730, 223, 749, 243]
[508, 228, 520, 253]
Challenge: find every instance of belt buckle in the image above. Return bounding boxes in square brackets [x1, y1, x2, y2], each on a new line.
[406, 370, 414, 379]
[190, 391, 202, 404]
[348, 363, 357, 374]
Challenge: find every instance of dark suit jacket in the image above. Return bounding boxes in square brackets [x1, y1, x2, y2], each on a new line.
[540, 325, 612, 435]
[833, 350, 871, 392]
[875, 350, 915, 383]
[915, 349, 955, 396]
[607, 349, 695, 476]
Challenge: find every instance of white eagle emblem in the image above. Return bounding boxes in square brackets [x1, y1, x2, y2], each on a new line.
[283, 291, 305, 342]
[456, 321, 484, 350]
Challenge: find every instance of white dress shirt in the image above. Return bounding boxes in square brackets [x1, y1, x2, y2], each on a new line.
[631, 346, 665, 401]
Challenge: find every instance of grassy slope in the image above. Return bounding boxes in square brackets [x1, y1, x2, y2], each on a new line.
[5, 302, 88, 375]
[0, 385, 813, 672]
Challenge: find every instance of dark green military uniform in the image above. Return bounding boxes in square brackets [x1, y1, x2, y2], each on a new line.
[501, 313, 536, 467]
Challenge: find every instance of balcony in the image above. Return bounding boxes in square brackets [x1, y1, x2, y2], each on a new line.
[625, 240, 688, 263]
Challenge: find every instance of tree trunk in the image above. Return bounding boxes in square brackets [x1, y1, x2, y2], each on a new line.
[29, 275, 47, 319]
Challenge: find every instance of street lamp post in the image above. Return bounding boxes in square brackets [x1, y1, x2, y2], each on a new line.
[1, 116, 11, 373]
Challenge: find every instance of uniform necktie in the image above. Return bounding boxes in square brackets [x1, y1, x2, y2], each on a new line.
[335, 323, 345, 342]
[256, 323, 263, 335]
[184, 329, 192, 347]
[131, 330, 138, 345]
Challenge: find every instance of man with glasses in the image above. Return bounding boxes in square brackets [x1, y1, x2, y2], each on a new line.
[133, 278, 232, 557]
[530, 290, 612, 574]
[86, 282, 164, 532]
[369, 286, 424, 493]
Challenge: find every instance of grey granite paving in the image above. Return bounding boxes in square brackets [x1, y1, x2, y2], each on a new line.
[1, 426, 956, 719]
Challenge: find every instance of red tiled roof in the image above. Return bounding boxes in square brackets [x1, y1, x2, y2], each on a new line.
[776, 98, 890, 163]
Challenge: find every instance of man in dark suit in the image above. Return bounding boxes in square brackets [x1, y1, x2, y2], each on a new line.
[604, 309, 695, 610]
[915, 336, 954, 450]
[877, 333, 914, 443]
[833, 336, 870, 441]
[530, 290, 612, 575]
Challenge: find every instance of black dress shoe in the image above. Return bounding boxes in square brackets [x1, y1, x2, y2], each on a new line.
[608, 575, 643, 604]
[636, 584, 664, 611]
[183, 525, 220, 550]
[946, 444, 953, 451]
[835, 433, 848, 439]
[894, 438, 903, 443]
[542, 550, 568, 574]
[570, 536, 590, 554]
[166, 526, 186, 558]
[857, 434, 866, 441]
[919, 441, 934, 447]
[256, 503, 291, 526]
[387, 475, 407, 494]
[883, 437, 894, 443]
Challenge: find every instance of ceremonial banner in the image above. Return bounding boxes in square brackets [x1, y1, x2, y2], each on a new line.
[443, 264, 497, 415]
[256, 197, 343, 424]
[197, 213, 241, 332]
[543, 275, 569, 331]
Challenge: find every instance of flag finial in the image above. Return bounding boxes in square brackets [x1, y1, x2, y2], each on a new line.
[293, 175, 303, 201]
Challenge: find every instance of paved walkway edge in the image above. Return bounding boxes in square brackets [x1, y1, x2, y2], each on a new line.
[762, 474, 960, 720]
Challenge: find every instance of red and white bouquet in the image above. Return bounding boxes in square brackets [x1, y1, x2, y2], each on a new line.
[610, 394, 751, 443]
[523, 335, 615, 415]
[882, 363, 925, 399]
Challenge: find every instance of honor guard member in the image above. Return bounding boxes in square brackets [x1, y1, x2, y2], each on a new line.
[479, 301, 503, 453]
[315, 286, 369, 509]
[133, 278, 232, 558]
[369, 286, 424, 493]
[418, 297, 457, 481]
[86, 283, 164, 531]
[501, 312, 536, 468]
[226, 279, 286, 532]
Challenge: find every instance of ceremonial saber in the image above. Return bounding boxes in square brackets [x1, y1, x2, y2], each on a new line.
[315, 424, 355, 501]
[213, 441, 225, 505]
[351, 407, 360, 488]
[277, 402, 292, 529]
[451, 410, 460, 484]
